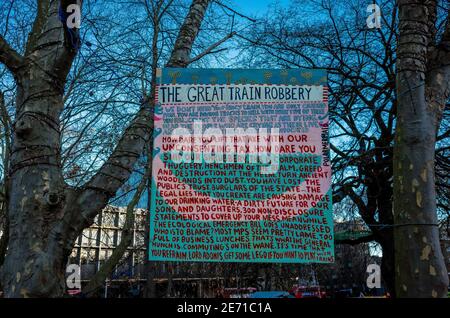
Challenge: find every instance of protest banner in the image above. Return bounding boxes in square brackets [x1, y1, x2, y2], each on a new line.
[149, 68, 333, 263]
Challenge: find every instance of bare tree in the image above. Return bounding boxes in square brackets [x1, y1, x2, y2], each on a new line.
[0, 0, 211, 297]
[238, 0, 399, 293]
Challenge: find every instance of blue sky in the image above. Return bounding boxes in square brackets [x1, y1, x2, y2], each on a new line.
[231, 0, 290, 17]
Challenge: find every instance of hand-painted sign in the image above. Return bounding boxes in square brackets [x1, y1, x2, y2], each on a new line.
[149, 68, 333, 263]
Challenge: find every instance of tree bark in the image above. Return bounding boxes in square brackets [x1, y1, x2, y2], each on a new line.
[378, 233, 395, 296]
[394, 0, 449, 298]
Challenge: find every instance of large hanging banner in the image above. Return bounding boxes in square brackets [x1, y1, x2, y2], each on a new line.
[149, 69, 333, 263]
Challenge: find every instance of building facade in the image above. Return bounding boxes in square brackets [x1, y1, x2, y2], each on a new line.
[69, 206, 147, 295]
[68, 210, 379, 297]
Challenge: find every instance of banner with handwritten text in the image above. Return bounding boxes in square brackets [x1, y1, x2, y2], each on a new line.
[149, 68, 333, 263]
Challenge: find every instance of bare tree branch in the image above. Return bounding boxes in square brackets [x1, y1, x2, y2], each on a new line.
[188, 31, 235, 64]
[0, 35, 24, 73]
[77, 0, 212, 224]
[335, 233, 375, 245]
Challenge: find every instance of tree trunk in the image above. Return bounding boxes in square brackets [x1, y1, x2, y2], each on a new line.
[2, 81, 72, 297]
[0, 1, 80, 298]
[394, 0, 449, 298]
[376, 175, 396, 296]
[378, 234, 395, 296]
[0, 91, 10, 269]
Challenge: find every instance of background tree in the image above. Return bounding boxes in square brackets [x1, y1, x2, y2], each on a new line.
[236, 0, 449, 295]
